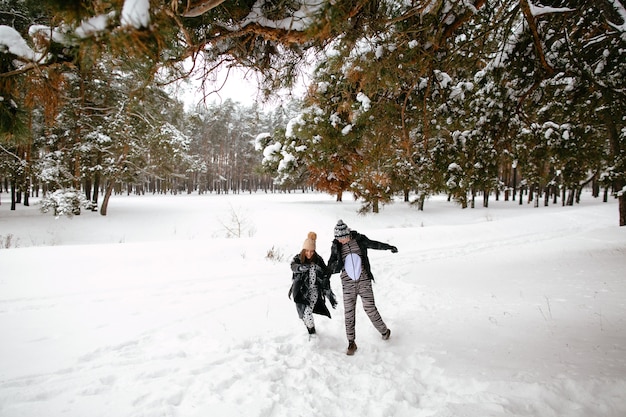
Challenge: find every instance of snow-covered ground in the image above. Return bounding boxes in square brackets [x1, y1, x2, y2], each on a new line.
[1, 191, 625, 417]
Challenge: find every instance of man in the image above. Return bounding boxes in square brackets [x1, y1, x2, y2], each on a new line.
[327, 220, 398, 355]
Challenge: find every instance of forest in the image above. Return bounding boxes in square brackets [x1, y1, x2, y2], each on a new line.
[0, 0, 624, 224]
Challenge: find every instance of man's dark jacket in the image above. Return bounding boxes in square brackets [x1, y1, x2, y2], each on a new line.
[327, 230, 395, 282]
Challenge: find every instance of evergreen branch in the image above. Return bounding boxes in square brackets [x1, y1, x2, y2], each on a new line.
[520, 0, 555, 77]
[0, 143, 23, 161]
[182, 0, 229, 18]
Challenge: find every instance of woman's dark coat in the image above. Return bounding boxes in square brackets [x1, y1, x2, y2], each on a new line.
[289, 253, 336, 319]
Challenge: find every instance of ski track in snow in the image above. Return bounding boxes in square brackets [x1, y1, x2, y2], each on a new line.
[1, 193, 625, 417]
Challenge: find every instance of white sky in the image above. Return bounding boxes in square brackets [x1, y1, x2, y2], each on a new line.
[178, 67, 262, 108]
[172, 61, 309, 111]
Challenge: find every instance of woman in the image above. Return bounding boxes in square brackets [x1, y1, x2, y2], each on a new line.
[327, 220, 397, 355]
[289, 232, 337, 337]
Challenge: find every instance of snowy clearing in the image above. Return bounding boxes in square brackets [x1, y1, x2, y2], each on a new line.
[1, 192, 625, 417]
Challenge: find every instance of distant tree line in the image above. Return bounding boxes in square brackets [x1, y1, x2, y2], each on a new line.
[0, 85, 291, 214]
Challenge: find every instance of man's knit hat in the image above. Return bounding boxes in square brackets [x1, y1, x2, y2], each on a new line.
[334, 220, 351, 239]
[303, 231, 317, 251]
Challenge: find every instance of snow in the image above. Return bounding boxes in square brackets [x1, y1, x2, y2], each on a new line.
[1, 192, 625, 417]
[2, 0, 148, 55]
[262, 141, 282, 162]
[234, 0, 324, 32]
[376, 45, 384, 59]
[356, 92, 372, 111]
[29, 25, 70, 48]
[490, 22, 525, 70]
[421, 0, 439, 16]
[121, 0, 151, 29]
[75, 13, 114, 39]
[278, 151, 296, 172]
[0, 25, 44, 62]
[608, 0, 626, 32]
[254, 132, 271, 150]
[286, 114, 306, 139]
[528, 1, 575, 17]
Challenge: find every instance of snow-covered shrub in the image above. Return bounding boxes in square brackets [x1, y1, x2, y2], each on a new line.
[40, 189, 95, 217]
[265, 246, 285, 262]
[0, 234, 19, 249]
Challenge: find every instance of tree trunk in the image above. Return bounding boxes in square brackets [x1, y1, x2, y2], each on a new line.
[601, 89, 624, 225]
[461, 193, 468, 209]
[417, 193, 425, 211]
[10, 180, 16, 210]
[23, 143, 31, 206]
[100, 181, 115, 216]
[618, 193, 626, 226]
[592, 177, 600, 198]
[566, 189, 574, 206]
[84, 177, 92, 202]
[23, 186, 30, 206]
[92, 172, 100, 209]
[512, 166, 517, 201]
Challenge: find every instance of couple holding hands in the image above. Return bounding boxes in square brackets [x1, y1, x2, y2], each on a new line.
[288, 220, 398, 356]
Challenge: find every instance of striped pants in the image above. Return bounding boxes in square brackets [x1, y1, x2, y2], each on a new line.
[341, 276, 388, 342]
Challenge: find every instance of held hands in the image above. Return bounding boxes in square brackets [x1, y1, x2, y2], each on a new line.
[390, 246, 398, 253]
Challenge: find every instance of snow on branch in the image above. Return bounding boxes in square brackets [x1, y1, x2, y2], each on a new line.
[183, 0, 229, 17]
[29, 25, 70, 47]
[121, 0, 151, 29]
[527, 1, 574, 17]
[607, 0, 626, 32]
[420, 0, 440, 16]
[0, 26, 45, 62]
[1, 0, 149, 65]
[229, 0, 325, 32]
[75, 13, 115, 38]
[487, 23, 524, 69]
